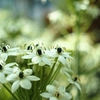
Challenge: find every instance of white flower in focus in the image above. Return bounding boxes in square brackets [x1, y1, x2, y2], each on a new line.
[0, 60, 16, 83]
[40, 85, 72, 100]
[6, 67, 40, 93]
[0, 45, 20, 61]
[22, 48, 51, 66]
[46, 47, 73, 66]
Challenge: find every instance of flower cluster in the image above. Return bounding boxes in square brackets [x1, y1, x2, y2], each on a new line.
[0, 43, 81, 100]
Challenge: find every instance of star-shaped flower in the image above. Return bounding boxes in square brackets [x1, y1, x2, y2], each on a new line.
[68, 76, 81, 90]
[22, 48, 51, 66]
[0, 60, 17, 83]
[46, 47, 73, 66]
[17, 44, 35, 55]
[0, 45, 20, 61]
[40, 85, 72, 100]
[6, 67, 40, 93]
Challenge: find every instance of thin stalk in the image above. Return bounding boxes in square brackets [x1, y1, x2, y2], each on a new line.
[45, 58, 58, 86]
[40, 66, 43, 85]
[24, 90, 29, 100]
[74, 11, 81, 100]
[3, 84, 19, 100]
[49, 62, 61, 84]
[66, 83, 71, 91]
[32, 64, 40, 99]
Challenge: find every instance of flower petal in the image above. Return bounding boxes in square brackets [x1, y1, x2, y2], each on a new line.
[8, 52, 18, 56]
[40, 92, 52, 98]
[8, 47, 19, 52]
[4, 62, 18, 68]
[42, 57, 51, 66]
[23, 69, 32, 76]
[12, 80, 20, 93]
[64, 71, 71, 78]
[1, 53, 8, 61]
[3, 68, 13, 74]
[22, 55, 33, 59]
[74, 82, 81, 90]
[20, 79, 32, 89]
[47, 49, 58, 57]
[13, 67, 20, 75]
[58, 86, 65, 92]
[67, 79, 74, 84]
[58, 56, 66, 65]
[50, 97, 58, 100]
[39, 62, 45, 66]
[6, 74, 17, 82]
[32, 56, 41, 64]
[0, 72, 6, 83]
[26, 76, 40, 81]
[46, 85, 56, 95]
[60, 92, 72, 100]
[62, 52, 73, 59]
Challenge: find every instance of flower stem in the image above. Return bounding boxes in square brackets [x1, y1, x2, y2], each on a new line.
[3, 84, 19, 100]
[45, 58, 58, 85]
[66, 83, 71, 91]
[49, 62, 61, 84]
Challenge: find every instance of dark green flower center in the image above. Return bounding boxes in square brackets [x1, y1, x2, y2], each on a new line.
[37, 49, 42, 55]
[19, 72, 24, 78]
[2, 46, 7, 52]
[0, 64, 3, 70]
[55, 92, 60, 98]
[57, 47, 62, 54]
[27, 46, 32, 50]
[74, 77, 78, 81]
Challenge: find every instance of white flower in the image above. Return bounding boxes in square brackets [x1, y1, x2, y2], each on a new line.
[17, 44, 34, 55]
[22, 48, 51, 66]
[68, 76, 81, 90]
[46, 47, 73, 65]
[0, 45, 20, 61]
[6, 67, 40, 93]
[40, 85, 72, 100]
[0, 60, 16, 83]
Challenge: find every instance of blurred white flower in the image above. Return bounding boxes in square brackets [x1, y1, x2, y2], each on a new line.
[0, 60, 16, 83]
[40, 85, 72, 100]
[6, 67, 40, 93]
[0, 45, 20, 61]
[17, 44, 34, 55]
[68, 76, 81, 90]
[46, 47, 73, 66]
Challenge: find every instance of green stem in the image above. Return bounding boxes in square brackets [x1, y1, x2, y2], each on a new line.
[39, 66, 43, 93]
[49, 63, 61, 84]
[3, 84, 19, 100]
[66, 83, 71, 91]
[74, 12, 81, 100]
[45, 58, 58, 86]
